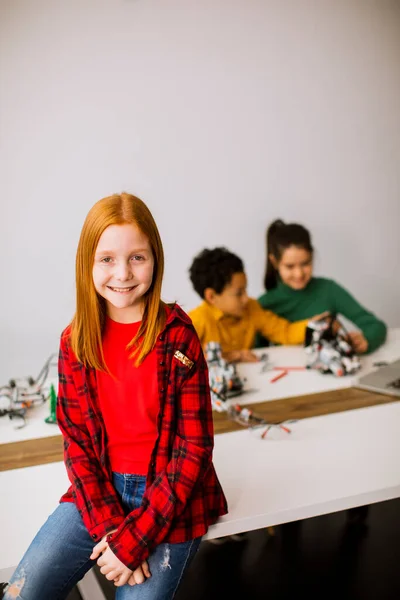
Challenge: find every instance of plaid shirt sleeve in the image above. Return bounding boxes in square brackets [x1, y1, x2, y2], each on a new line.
[57, 334, 126, 541]
[108, 328, 214, 570]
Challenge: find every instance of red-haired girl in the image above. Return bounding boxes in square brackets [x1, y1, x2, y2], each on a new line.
[4, 193, 227, 600]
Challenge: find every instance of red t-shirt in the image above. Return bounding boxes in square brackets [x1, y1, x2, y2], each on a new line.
[96, 317, 159, 475]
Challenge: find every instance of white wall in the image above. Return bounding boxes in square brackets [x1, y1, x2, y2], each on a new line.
[1, 0, 399, 382]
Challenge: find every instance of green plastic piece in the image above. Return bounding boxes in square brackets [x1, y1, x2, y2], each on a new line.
[45, 383, 57, 424]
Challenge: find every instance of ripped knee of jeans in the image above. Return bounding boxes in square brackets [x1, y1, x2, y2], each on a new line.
[160, 545, 171, 571]
[3, 569, 25, 599]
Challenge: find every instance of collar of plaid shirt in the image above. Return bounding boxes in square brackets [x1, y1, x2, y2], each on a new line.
[56, 302, 228, 571]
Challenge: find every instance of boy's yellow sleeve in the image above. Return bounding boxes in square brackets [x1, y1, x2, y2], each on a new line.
[251, 301, 308, 345]
[188, 307, 207, 347]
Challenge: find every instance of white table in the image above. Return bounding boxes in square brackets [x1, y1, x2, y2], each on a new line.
[204, 328, 400, 537]
[233, 327, 400, 406]
[1, 329, 399, 597]
[2, 330, 399, 444]
[210, 402, 400, 537]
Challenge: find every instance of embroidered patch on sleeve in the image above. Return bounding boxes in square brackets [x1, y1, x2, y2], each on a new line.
[174, 351, 194, 369]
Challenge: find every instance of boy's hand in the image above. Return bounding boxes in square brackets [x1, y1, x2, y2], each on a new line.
[309, 312, 341, 335]
[239, 350, 259, 362]
[347, 331, 368, 354]
[310, 311, 330, 321]
[223, 350, 259, 363]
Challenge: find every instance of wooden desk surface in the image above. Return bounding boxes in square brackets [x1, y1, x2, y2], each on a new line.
[1, 387, 396, 472]
[2, 330, 399, 472]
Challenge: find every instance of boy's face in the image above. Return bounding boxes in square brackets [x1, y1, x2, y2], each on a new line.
[207, 272, 249, 318]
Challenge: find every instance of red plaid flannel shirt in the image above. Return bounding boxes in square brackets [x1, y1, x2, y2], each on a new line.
[57, 303, 228, 570]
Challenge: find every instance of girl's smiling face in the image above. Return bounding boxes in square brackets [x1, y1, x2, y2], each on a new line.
[272, 245, 313, 290]
[92, 223, 154, 323]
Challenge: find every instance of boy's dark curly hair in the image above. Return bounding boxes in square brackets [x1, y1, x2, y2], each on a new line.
[189, 247, 244, 298]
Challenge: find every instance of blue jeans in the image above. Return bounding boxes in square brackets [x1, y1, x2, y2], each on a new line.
[4, 473, 201, 600]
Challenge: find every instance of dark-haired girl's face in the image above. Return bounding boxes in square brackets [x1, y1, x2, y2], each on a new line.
[275, 246, 313, 290]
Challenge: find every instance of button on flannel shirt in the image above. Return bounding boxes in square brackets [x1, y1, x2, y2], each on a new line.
[57, 303, 228, 570]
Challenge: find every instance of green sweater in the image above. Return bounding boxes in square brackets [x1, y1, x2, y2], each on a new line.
[257, 277, 387, 353]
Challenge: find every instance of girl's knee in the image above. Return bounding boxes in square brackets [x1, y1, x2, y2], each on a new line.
[4, 563, 47, 600]
[3, 569, 26, 598]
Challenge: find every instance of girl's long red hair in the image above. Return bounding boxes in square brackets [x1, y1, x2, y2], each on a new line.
[71, 193, 166, 370]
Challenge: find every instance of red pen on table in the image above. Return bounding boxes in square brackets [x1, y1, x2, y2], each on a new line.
[272, 366, 305, 371]
[269, 369, 288, 383]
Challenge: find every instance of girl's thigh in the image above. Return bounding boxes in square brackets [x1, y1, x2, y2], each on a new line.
[4, 502, 95, 600]
[116, 538, 201, 600]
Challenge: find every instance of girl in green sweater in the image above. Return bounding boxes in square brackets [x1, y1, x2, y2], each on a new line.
[257, 220, 387, 354]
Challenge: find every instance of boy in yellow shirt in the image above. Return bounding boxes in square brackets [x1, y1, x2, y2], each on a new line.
[188, 247, 310, 362]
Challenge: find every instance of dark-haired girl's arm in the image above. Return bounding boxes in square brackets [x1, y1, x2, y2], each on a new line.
[330, 280, 387, 353]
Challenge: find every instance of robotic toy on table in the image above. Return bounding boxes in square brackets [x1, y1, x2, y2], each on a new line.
[205, 342, 245, 411]
[205, 342, 292, 437]
[0, 354, 57, 427]
[305, 314, 361, 376]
